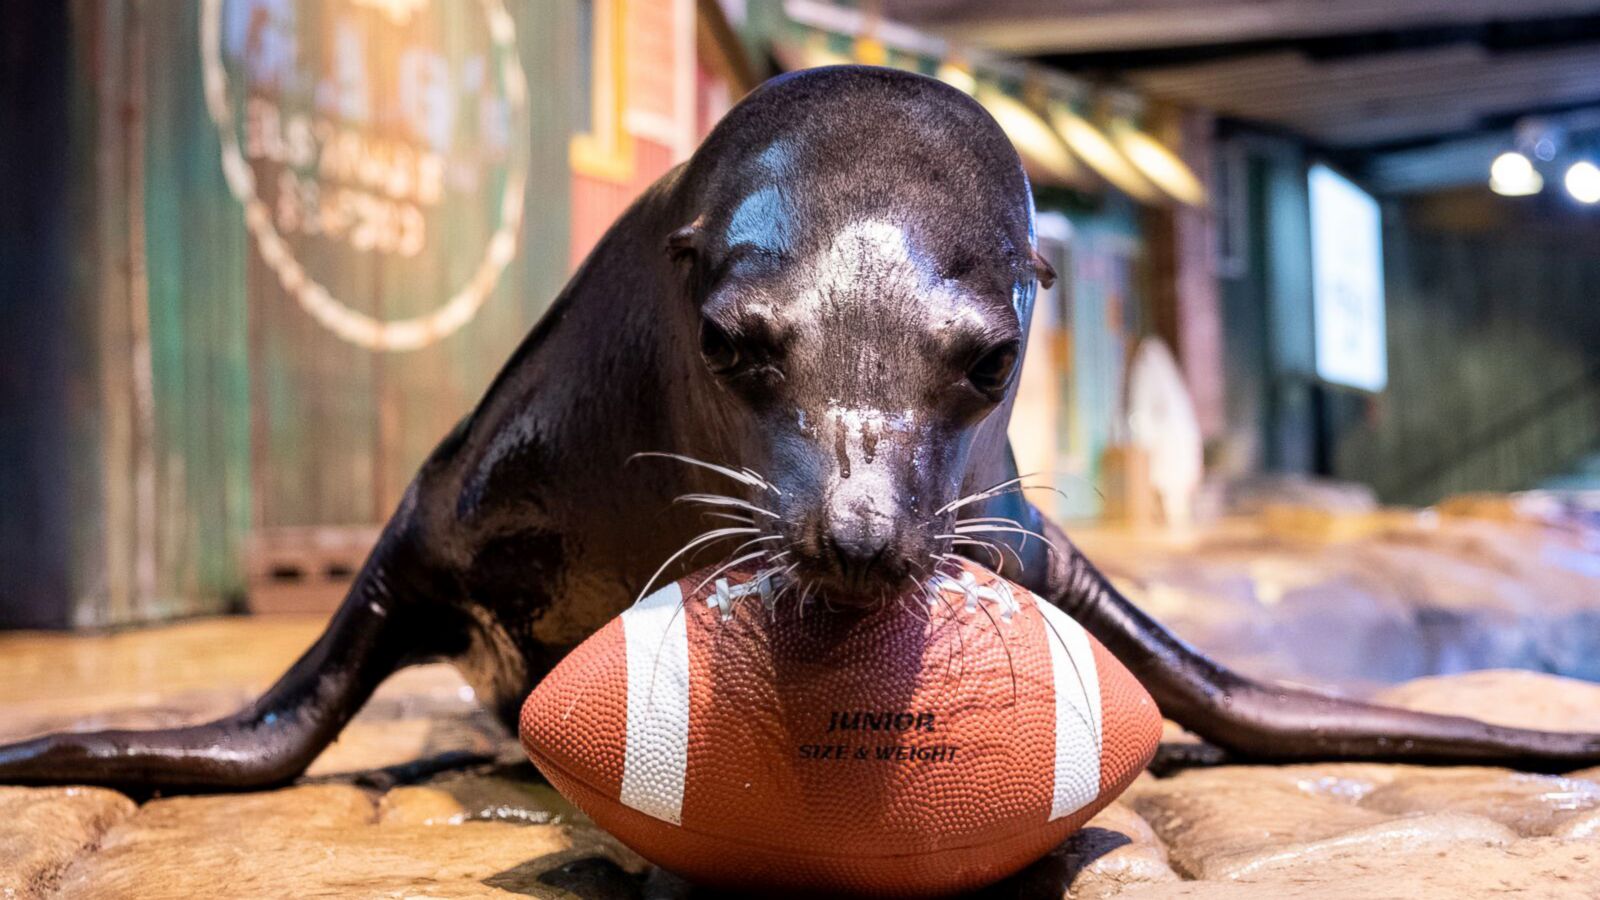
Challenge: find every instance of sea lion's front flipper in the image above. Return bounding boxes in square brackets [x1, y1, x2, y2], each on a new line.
[0, 531, 459, 794]
[1019, 506, 1600, 772]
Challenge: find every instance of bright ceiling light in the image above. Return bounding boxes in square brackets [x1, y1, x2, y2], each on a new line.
[1489, 151, 1542, 197]
[974, 89, 1084, 188]
[1047, 104, 1161, 203]
[935, 61, 977, 96]
[1566, 160, 1600, 204]
[853, 35, 888, 67]
[1111, 124, 1208, 207]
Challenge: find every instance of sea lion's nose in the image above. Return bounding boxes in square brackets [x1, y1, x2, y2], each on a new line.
[822, 529, 891, 586]
[813, 492, 913, 594]
[781, 404, 928, 597]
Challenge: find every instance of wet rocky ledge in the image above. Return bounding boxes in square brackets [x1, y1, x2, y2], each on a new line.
[4, 667, 1600, 898]
[3, 499, 1600, 898]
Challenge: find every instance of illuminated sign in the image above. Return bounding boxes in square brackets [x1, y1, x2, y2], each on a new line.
[202, 0, 529, 351]
[1308, 164, 1387, 392]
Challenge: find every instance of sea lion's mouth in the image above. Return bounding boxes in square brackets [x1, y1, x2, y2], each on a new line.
[790, 581, 896, 614]
[633, 455, 1057, 621]
[781, 542, 921, 603]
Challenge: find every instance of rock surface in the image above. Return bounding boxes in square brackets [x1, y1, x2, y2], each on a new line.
[4, 660, 1598, 899]
[1373, 668, 1600, 733]
[2, 502, 1599, 897]
[50, 784, 647, 900]
[1073, 499, 1600, 689]
[0, 787, 134, 898]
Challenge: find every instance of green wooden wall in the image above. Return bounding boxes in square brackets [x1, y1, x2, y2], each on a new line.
[1, 0, 579, 628]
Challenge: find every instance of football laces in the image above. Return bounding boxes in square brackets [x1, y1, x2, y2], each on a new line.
[927, 569, 1020, 622]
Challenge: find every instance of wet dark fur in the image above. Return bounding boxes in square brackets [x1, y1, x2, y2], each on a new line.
[4, 67, 1598, 792]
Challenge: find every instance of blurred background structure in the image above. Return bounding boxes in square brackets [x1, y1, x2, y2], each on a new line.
[2, 0, 1598, 632]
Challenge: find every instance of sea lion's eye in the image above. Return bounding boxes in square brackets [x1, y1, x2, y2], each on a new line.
[699, 318, 743, 375]
[966, 341, 1020, 396]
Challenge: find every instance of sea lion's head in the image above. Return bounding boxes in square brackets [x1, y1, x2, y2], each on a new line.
[666, 66, 1053, 604]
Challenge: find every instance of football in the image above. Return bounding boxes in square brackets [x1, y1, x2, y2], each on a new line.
[519, 558, 1162, 896]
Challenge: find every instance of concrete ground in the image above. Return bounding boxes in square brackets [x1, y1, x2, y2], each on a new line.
[4, 496, 1600, 898]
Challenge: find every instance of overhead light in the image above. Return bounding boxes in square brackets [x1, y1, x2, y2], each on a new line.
[1489, 151, 1542, 197]
[853, 35, 888, 67]
[1047, 103, 1161, 203]
[974, 88, 1084, 188]
[1111, 123, 1208, 207]
[935, 60, 977, 96]
[1566, 160, 1600, 204]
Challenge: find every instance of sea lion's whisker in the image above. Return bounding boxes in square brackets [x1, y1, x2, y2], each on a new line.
[937, 471, 1078, 516]
[952, 516, 1025, 528]
[769, 566, 802, 615]
[935, 534, 1007, 570]
[956, 533, 1028, 572]
[957, 483, 1075, 509]
[952, 524, 1060, 558]
[897, 573, 933, 623]
[972, 592, 1020, 704]
[935, 474, 1036, 515]
[932, 552, 968, 583]
[634, 525, 758, 606]
[924, 557, 969, 681]
[940, 530, 1024, 566]
[730, 560, 790, 618]
[630, 451, 782, 496]
[690, 549, 772, 600]
[673, 493, 780, 519]
[726, 534, 785, 560]
[752, 560, 796, 624]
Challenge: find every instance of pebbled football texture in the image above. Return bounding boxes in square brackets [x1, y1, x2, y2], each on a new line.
[520, 559, 1161, 896]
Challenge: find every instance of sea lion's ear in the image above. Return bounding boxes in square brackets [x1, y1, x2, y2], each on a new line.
[1030, 249, 1057, 290]
[665, 222, 701, 264]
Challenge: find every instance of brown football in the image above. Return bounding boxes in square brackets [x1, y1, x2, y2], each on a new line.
[520, 558, 1161, 896]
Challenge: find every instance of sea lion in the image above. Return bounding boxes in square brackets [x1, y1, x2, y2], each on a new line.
[3, 66, 1597, 792]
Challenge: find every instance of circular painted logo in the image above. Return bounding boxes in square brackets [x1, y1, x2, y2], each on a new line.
[201, 0, 529, 351]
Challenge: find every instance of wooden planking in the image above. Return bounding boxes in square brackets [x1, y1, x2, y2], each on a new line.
[372, 1, 578, 519]
[242, 0, 578, 529]
[71, 0, 256, 625]
[1131, 44, 1600, 147]
[884, 0, 1600, 53]
[1130, 47, 1486, 109]
[1143, 47, 1600, 117]
[2, 0, 753, 628]
[140, 0, 253, 616]
[0, 0, 588, 627]
[0, 0, 258, 628]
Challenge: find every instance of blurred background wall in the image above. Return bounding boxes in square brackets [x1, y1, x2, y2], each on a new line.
[1, 0, 754, 627]
[3, 0, 1598, 629]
